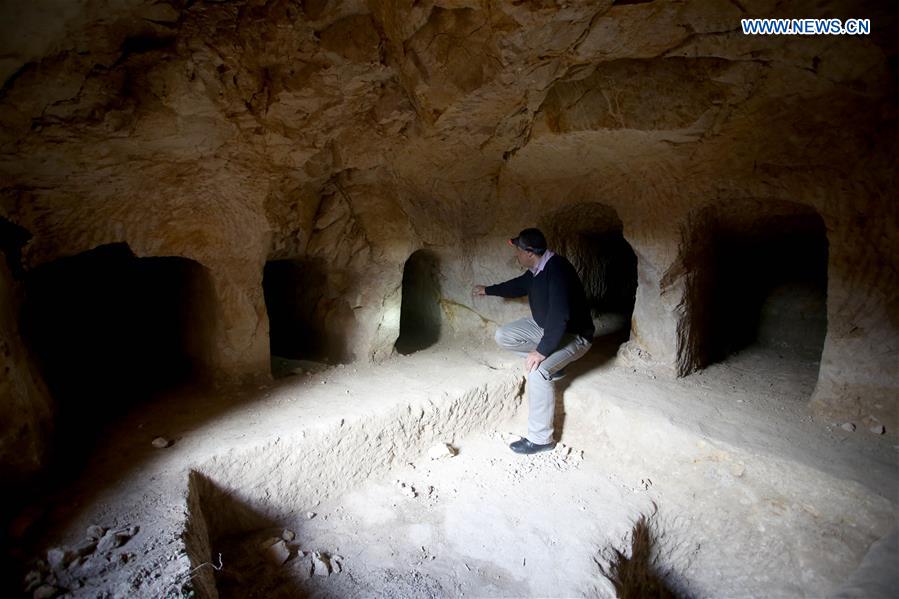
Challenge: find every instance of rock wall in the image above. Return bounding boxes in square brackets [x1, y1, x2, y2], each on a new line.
[0, 0, 896, 449]
[0, 256, 53, 485]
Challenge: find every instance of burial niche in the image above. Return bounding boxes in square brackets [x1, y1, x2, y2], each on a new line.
[394, 249, 442, 355]
[264, 259, 325, 375]
[680, 201, 828, 372]
[543, 203, 638, 351]
[264, 258, 356, 375]
[21, 243, 216, 426]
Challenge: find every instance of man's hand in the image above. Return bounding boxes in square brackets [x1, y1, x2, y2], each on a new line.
[525, 350, 546, 373]
[472, 285, 486, 296]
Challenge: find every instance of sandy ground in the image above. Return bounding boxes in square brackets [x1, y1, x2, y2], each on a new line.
[9, 334, 899, 598]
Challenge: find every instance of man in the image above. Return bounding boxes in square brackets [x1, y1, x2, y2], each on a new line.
[473, 228, 594, 454]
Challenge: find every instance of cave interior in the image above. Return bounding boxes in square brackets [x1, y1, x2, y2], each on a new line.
[0, 1, 896, 598]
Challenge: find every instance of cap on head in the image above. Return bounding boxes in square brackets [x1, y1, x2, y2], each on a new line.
[508, 228, 547, 255]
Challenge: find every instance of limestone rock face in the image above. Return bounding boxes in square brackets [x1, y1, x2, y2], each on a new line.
[0, 0, 896, 449]
[0, 258, 53, 482]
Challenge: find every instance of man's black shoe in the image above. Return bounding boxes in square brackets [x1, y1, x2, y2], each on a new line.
[510, 438, 556, 455]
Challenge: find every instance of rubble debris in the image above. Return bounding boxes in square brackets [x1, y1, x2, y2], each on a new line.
[86, 525, 106, 540]
[23, 569, 42, 593]
[46, 548, 72, 571]
[291, 555, 313, 580]
[427, 443, 457, 460]
[68, 540, 99, 567]
[33, 584, 59, 599]
[869, 424, 886, 434]
[151, 436, 172, 448]
[552, 444, 583, 469]
[840, 423, 856, 432]
[281, 529, 296, 542]
[47, 539, 94, 572]
[96, 526, 138, 553]
[96, 532, 118, 553]
[262, 539, 291, 566]
[331, 554, 345, 573]
[305, 511, 316, 520]
[311, 551, 331, 576]
[396, 481, 417, 498]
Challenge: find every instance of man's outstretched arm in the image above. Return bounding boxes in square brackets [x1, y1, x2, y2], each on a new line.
[476, 272, 531, 298]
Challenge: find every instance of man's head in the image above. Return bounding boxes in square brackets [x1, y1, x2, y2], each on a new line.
[509, 228, 547, 268]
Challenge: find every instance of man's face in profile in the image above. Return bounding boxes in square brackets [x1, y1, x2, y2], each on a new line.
[515, 246, 533, 268]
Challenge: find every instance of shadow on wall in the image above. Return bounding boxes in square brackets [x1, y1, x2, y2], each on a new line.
[395, 249, 441, 355]
[20, 243, 216, 437]
[677, 200, 828, 373]
[263, 258, 356, 375]
[542, 202, 638, 336]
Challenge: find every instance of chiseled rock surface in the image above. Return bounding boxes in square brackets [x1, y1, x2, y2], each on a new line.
[0, 259, 53, 483]
[0, 0, 896, 455]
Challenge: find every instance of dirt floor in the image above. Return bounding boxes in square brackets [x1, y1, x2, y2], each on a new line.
[9, 332, 899, 598]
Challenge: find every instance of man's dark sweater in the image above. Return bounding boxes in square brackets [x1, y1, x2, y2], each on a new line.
[486, 254, 595, 356]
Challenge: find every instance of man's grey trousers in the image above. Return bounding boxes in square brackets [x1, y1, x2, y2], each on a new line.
[495, 317, 592, 445]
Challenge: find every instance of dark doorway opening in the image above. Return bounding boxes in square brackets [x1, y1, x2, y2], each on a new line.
[264, 259, 354, 376]
[395, 250, 442, 355]
[685, 204, 828, 372]
[707, 214, 827, 364]
[264, 259, 324, 362]
[21, 243, 215, 434]
[574, 230, 638, 319]
[543, 203, 638, 358]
